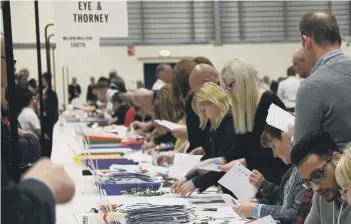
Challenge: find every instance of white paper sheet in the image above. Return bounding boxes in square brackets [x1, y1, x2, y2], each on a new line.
[266, 103, 295, 131]
[221, 194, 240, 208]
[195, 163, 222, 172]
[154, 120, 184, 130]
[168, 153, 202, 179]
[249, 215, 276, 224]
[218, 163, 257, 200]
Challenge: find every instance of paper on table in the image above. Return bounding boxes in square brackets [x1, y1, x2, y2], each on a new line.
[195, 163, 221, 172]
[218, 163, 257, 200]
[221, 194, 240, 208]
[154, 120, 184, 131]
[168, 153, 202, 179]
[266, 103, 295, 132]
[249, 215, 276, 224]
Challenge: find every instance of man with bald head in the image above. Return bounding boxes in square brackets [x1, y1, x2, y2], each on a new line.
[152, 64, 172, 90]
[293, 12, 351, 150]
[132, 87, 156, 116]
[189, 64, 219, 92]
[292, 48, 311, 79]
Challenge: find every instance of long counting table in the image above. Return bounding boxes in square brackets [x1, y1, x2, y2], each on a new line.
[51, 120, 247, 224]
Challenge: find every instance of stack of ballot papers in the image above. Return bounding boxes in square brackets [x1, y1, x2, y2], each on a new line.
[168, 153, 203, 179]
[154, 120, 184, 130]
[266, 103, 295, 131]
[116, 198, 192, 224]
[218, 163, 257, 200]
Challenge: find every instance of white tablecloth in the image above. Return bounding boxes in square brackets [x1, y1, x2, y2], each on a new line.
[51, 121, 246, 224]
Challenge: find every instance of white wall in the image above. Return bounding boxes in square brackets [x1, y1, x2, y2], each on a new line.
[3, 1, 351, 109]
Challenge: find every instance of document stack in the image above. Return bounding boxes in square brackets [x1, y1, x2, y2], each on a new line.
[116, 198, 192, 224]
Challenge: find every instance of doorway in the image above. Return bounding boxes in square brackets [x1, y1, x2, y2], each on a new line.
[143, 63, 176, 89]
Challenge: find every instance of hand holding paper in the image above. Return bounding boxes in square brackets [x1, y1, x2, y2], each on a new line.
[221, 194, 240, 208]
[218, 163, 257, 200]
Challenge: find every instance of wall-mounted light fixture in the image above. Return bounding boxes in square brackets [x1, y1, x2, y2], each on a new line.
[159, 49, 171, 57]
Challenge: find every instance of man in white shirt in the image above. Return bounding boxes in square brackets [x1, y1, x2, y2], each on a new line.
[95, 80, 117, 116]
[152, 64, 172, 90]
[18, 92, 42, 138]
[277, 66, 300, 112]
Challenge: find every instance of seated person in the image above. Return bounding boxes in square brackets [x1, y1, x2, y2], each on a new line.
[234, 124, 305, 224]
[94, 80, 117, 116]
[18, 91, 42, 139]
[291, 132, 351, 223]
[110, 92, 131, 126]
[336, 143, 351, 205]
[142, 84, 185, 152]
[171, 82, 244, 196]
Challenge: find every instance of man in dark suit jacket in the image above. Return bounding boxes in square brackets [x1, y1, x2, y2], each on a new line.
[68, 77, 81, 103]
[86, 76, 97, 103]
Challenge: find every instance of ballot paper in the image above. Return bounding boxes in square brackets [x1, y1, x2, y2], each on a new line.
[266, 103, 295, 131]
[221, 194, 240, 208]
[154, 119, 184, 130]
[218, 163, 257, 200]
[116, 197, 192, 224]
[168, 153, 202, 179]
[249, 215, 276, 224]
[195, 163, 222, 172]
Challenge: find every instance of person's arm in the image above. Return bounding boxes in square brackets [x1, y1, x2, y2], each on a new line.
[259, 171, 305, 223]
[28, 110, 41, 137]
[1, 162, 56, 224]
[191, 171, 225, 193]
[78, 85, 81, 95]
[256, 179, 281, 205]
[293, 82, 323, 146]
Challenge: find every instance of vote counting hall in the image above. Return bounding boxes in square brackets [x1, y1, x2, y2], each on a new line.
[3, 1, 351, 224]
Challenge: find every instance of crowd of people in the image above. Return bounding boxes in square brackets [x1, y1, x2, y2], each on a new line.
[2, 11, 351, 224]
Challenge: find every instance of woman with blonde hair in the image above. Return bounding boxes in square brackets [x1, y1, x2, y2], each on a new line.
[219, 59, 288, 186]
[336, 143, 351, 205]
[172, 82, 244, 197]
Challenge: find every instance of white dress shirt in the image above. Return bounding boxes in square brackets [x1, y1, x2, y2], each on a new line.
[277, 76, 301, 109]
[152, 79, 166, 90]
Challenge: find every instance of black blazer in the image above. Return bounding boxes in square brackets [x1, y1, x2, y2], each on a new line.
[188, 111, 245, 192]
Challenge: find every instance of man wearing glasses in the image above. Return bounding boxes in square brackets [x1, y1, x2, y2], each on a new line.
[291, 132, 351, 223]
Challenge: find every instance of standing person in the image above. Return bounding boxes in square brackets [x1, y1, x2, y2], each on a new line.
[109, 69, 127, 93]
[86, 76, 96, 103]
[171, 57, 217, 155]
[18, 68, 30, 81]
[219, 59, 288, 186]
[291, 132, 351, 223]
[68, 77, 81, 103]
[292, 48, 312, 79]
[41, 73, 59, 158]
[293, 12, 351, 150]
[277, 66, 300, 113]
[152, 64, 173, 90]
[28, 79, 38, 95]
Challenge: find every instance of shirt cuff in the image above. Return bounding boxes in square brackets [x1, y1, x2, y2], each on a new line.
[253, 204, 263, 218]
[188, 180, 196, 189]
[212, 157, 222, 165]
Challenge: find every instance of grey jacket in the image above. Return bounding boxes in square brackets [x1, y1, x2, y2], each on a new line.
[293, 52, 351, 150]
[259, 167, 305, 224]
[305, 193, 351, 224]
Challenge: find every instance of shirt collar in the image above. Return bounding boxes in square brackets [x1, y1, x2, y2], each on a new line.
[311, 49, 344, 74]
